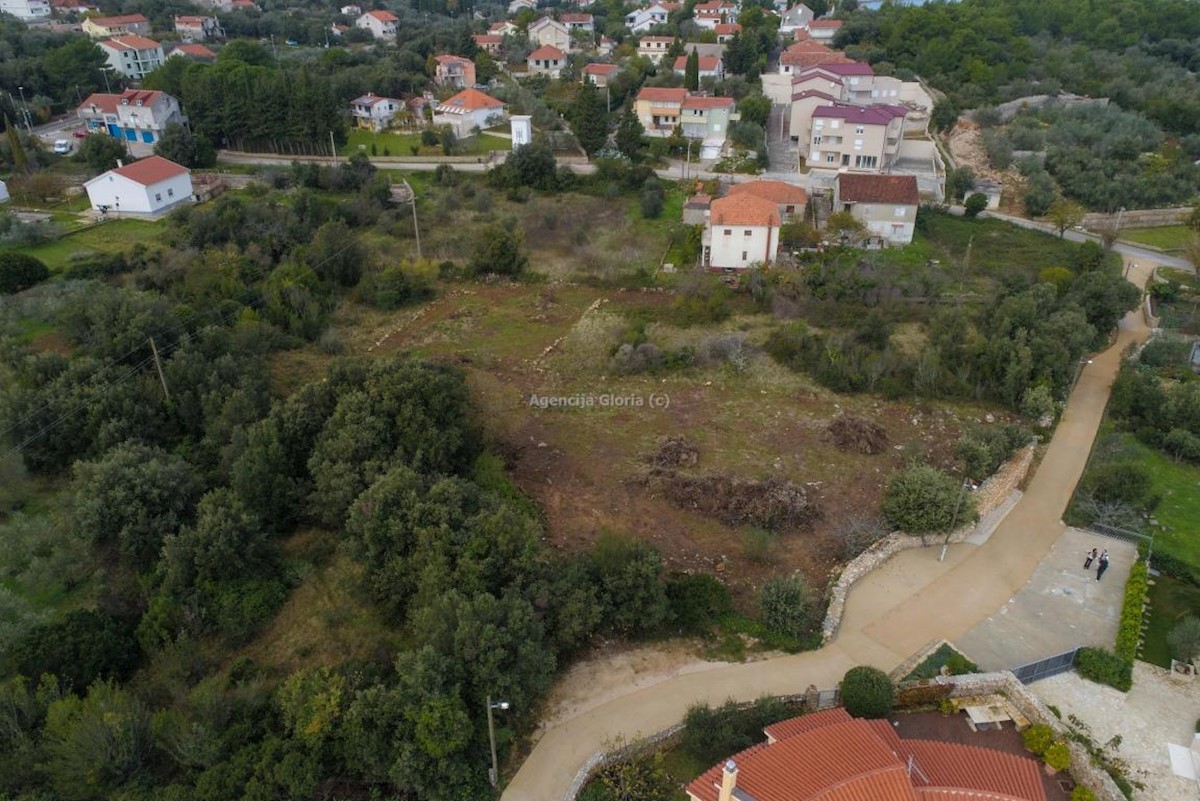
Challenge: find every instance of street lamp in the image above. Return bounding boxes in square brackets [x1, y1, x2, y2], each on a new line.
[938, 476, 973, 563]
[486, 696, 510, 788]
[1115, 206, 1126, 234]
[1070, 357, 1094, 396]
[17, 85, 32, 133]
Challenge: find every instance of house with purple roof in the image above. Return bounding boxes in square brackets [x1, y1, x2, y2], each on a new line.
[807, 102, 907, 171]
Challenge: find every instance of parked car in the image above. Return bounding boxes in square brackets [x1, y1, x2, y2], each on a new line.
[53, 139, 72, 154]
[73, 130, 89, 138]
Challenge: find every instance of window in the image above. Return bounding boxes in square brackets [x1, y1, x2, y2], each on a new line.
[825, 153, 837, 163]
[723, 229, 732, 236]
[894, 207, 906, 217]
[813, 136, 822, 145]
[167, 188, 174, 197]
[741, 251, 747, 260]
[854, 139, 863, 150]
[743, 229, 752, 236]
[855, 125, 864, 134]
[155, 193, 162, 202]
[854, 155, 878, 168]
[829, 120, 839, 129]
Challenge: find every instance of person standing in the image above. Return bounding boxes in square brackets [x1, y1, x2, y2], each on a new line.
[1084, 548, 1098, 569]
[1096, 551, 1110, 581]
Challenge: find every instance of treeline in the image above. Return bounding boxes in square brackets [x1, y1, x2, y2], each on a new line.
[1108, 338, 1200, 463]
[837, 0, 1200, 138]
[0, 20, 119, 121]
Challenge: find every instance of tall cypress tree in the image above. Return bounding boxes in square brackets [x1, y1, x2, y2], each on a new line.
[684, 49, 700, 91]
[569, 81, 609, 155]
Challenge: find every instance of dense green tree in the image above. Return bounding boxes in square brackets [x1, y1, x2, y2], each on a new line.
[759, 575, 815, 638]
[467, 221, 528, 277]
[882, 464, 976, 536]
[964, 192, 988, 217]
[684, 48, 700, 90]
[10, 610, 140, 690]
[590, 532, 669, 635]
[42, 38, 113, 100]
[840, 666, 894, 718]
[305, 219, 367, 287]
[1066, 269, 1140, 340]
[931, 99, 959, 133]
[1045, 198, 1086, 237]
[72, 441, 204, 571]
[569, 81, 609, 155]
[0, 252, 49, 294]
[615, 109, 645, 160]
[74, 134, 128, 172]
[945, 166, 975, 203]
[723, 34, 758, 76]
[153, 122, 216, 168]
[737, 93, 771, 127]
[161, 489, 270, 596]
[5, 118, 28, 173]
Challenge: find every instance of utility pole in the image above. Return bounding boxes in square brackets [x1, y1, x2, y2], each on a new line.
[149, 337, 171, 401]
[404, 179, 422, 260]
[329, 130, 337, 163]
[938, 475, 971, 562]
[485, 696, 510, 788]
[17, 86, 32, 134]
[684, 138, 692, 182]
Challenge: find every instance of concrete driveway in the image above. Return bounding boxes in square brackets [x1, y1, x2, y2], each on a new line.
[955, 528, 1137, 671]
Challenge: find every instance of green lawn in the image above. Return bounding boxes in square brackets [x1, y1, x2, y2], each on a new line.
[1120, 226, 1191, 252]
[1133, 439, 1200, 570]
[341, 128, 510, 158]
[1143, 574, 1200, 668]
[12, 218, 167, 271]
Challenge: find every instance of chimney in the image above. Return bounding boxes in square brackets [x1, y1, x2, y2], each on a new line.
[116, 159, 124, 168]
[718, 759, 738, 801]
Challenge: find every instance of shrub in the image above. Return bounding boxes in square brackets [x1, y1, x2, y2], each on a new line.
[1115, 562, 1148, 661]
[1076, 647, 1133, 692]
[666, 573, 732, 634]
[743, 527, 779, 564]
[840, 666, 894, 719]
[944, 652, 978, 675]
[1021, 724, 1055, 756]
[964, 192, 988, 218]
[1071, 787, 1097, 801]
[882, 464, 976, 535]
[680, 697, 794, 765]
[894, 683, 954, 710]
[1087, 461, 1151, 507]
[1168, 616, 1200, 663]
[0, 252, 51, 295]
[1164, 428, 1200, 463]
[1044, 741, 1071, 772]
[759, 575, 814, 638]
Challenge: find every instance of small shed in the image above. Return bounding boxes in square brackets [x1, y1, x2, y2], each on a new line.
[971, 178, 1003, 210]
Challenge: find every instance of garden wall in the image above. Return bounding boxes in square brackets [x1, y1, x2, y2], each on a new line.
[821, 444, 1037, 642]
[1084, 207, 1191, 229]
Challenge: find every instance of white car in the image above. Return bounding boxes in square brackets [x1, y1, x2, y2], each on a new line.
[53, 139, 71, 154]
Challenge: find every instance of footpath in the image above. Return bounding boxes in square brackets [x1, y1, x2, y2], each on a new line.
[500, 262, 1155, 801]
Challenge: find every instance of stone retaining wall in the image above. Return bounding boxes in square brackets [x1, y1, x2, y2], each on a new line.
[941, 672, 1127, 801]
[821, 444, 1038, 643]
[1084, 207, 1190, 229]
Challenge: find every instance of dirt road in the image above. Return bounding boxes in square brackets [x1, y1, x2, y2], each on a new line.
[501, 262, 1155, 801]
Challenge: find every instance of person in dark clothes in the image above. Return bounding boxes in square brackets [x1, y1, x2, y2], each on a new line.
[1084, 548, 1098, 569]
[1096, 551, 1110, 580]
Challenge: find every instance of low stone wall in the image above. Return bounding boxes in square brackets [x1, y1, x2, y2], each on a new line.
[821, 444, 1038, 643]
[942, 672, 1127, 801]
[1084, 207, 1191, 229]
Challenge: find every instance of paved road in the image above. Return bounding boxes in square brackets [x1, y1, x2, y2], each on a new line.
[501, 262, 1155, 801]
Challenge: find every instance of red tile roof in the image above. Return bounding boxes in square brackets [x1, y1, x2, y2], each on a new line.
[79, 92, 119, 114]
[88, 13, 147, 26]
[637, 86, 688, 103]
[819, 60, 875, 76]
[437, 87, 504, 112]
[171, 43, 216, 58]
[560, 12, 592, 22]
[99, 34, 161, 51]
[674, 55, 723, 71]
[710, 192, 781, 228]
[583, 63, 619, 74]
[714, 22, 741, 34]
[764, 707, 851, 742]
[474, 34, 501, 43]
[688, 713, 1047, 801]
[118, 88, 165, 104]
[682, 95, 734, 110]
[108, 155, 189, 186]
[837, 173, 920, 205]
[810, 18, 843, 28]
[364, 9, 397, 21]
[435, 54, 473, 65]
[528, 44, 566, 60]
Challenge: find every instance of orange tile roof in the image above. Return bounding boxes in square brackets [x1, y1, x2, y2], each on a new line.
[637, 86, 688, 103]
[528, 44, 566, 60]
[583, 63, 619, 74]
[108, 155, 189, 186]
[172, 43, 216, 58]
[365, 9, 397, 21]
[673, 55, 722, 71]
[710, 192, 781, 228]
[100, 34, 161, 50]
[89, 13, 146, 26]
[714, 22, 741, 34]
[837, 174, 919, 205]
[560, 12, 592, 22]
[764, 707, 850, 741]
[474, 34, 501, 43]
[905, 740, 1046, 800]
[437, 87, 504, 112]
[79, 92, 119, 114]
[810, 18, 843, 28]
[435, 54, 472, 64]
[681, 95, 734, 109]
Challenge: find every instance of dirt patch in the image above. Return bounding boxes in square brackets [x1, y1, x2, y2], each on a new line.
[648, 435, 700, 468]
[647, 469, 822, 531]
[827, 416, 889, 455]
[945, 119, 1026, 214]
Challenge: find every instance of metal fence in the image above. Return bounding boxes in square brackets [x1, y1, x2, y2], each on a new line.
[1011, 648, 1080, 684]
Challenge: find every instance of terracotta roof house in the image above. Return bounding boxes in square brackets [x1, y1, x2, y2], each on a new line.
[673, 54, 725, 82]
[834, 173, 921, 246]
[688, 708, 1047, 801]
[433, 87, 507, 137]
[714, 22, 741, 42]
[705, 192, 782, 270]
[729, 179, 808, 220]
[77, 88, 186, 151]
[97, 35, 165, 80]
[680, 95, 736, 154]
[527, 44, 567, 77]
[634, 86, 689, 136]
[434, 54, 476, 89]
[81, 12, 148, 37]
[693, 0, 736, 29]
[807, 16, 843, 41]
[778, 40, 851, 73]
[637, 34, 675, 60]
[473, 33, 502, 54]
[582, 62, 620, 86]
[350, 93, 402, 131]
[83, 155, 193, 216]
[560, 12, 594, 33]
[167, 42, 217, 60]
[489, 20, 517, 35]
[355, 9, 397, 39]
[173, 14, 222, 41]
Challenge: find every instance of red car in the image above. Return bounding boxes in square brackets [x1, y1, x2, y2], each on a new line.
[73, 130, 89, 138]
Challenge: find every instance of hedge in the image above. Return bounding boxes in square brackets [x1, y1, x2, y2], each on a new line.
[1076, 647, 1133, 692]
[1115, 562, 1148, 661]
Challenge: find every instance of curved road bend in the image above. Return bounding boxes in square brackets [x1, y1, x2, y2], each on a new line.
[501, 262, 1155, 801]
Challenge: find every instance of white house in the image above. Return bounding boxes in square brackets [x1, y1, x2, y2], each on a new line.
[83, 156, 193, 216]
[434, 87, 507, 138]
[351, 93, 402, 131]
[77, 89, 187, 153]
[526, 45, 566, 78]
[82, 13, 149, 38]
[833, 173, 919, 246]
[692, 0, 735, 30]
[356, 9, 397, 39]
[489, 20, 518, 36]
[674, 54, 725, 82]
[528, 17, 571, 51]
[582, 62, 619, 87]
[339, 4, 361, 15]
[806, 18, 843, 42]
[97, 35, 165, 80]
[704, 191, 781, 270]
[508, 0, 535, 11]
[0, 0, 50, 22]
[625, 2, 677, 33]
[637, 35, 675, 61]
[561, 12, 594, 36]
[173, 15, 222, 42]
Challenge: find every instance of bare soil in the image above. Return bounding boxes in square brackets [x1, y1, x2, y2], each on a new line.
[827, 415, 889, 455]
[945, 119, 1027, 215]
